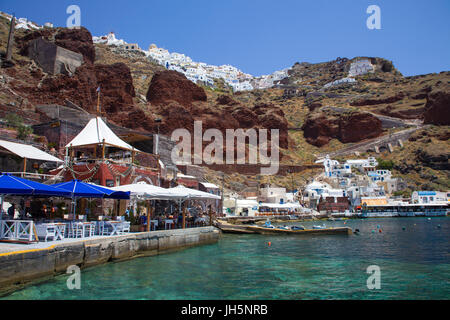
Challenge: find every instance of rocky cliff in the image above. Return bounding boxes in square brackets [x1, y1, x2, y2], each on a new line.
[302, 110, 383, 147]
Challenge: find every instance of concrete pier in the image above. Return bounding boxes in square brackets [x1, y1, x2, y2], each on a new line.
[0, 227, 220, 296]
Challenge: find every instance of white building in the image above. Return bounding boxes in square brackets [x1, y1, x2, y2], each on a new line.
[348, 59, 374, 77]
[411, 191, 449, 204]
[259, 186, 288, 204]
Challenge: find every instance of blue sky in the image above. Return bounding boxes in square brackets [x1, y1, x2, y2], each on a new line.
[1, 0, 449, 76]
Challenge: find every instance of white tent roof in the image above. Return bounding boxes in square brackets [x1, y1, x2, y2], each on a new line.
[169, 185, 221, 200]
[0, 139, 63, 162]
[235, 199, 259, 208]
[65, 117, 139, 152]
[200, 182, 220, 189]
[260, 202, 302, 209]
[111, 184, 221, 201]
[111, 183, 182, 200]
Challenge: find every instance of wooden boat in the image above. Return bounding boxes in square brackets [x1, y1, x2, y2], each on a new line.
[246, 225, 353, 235]
[216, 221, 258, 234]
[217, 220, 353, 236]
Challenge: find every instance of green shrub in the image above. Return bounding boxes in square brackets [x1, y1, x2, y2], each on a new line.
[17, 125, 33, 140]
[377, 159, 395, 170]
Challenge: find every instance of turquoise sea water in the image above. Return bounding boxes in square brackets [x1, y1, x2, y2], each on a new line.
[2, 217, 449, 300]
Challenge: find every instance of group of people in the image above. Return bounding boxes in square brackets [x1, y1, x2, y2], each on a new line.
[138, 210, 211, 230]
[2, 199, 58, 220]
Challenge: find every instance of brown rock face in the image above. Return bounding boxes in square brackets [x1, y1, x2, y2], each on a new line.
[94, 63, 136, 114]
[54, 28, 96, 64]
[216, 95, 239, 106]
[302, 111, 383, 147]
[18, 27, 95, 64]
[147, 74, 290, 148]
[423, 89, 450, 125]
[350, 93, 405, 106]
[146, 70, 207, 108]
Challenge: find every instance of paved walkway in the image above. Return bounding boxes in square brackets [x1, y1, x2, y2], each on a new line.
[0, 235, 114, 254]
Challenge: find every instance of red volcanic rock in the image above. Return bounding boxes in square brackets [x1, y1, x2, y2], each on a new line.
[120, 108, 156, 132]
[216, 95, 239, 106]
[146, 70, 207, 108]
[423, 89, 450, 125]
[302, 111, 383, 147]
[253, 103, 285, 118]
[378, 105, 424, 120]
[258, 112, 289, 149]
[94, 63, 136, 114]
[350, 92, 405, 106]
[231, 106, 258, 128]
[18, 27, 95, 64]
[339, 112, 383, 143]
[29, 64, 98, 110]
[54, 27, 96, 64]
[157, 102, 195, 134]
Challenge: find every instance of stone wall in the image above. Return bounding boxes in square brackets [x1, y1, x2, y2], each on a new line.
[0, 227, 220, 296]
[28, 37, 84, 76]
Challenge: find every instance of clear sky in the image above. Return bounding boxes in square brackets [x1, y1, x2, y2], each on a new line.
[1, 0, 449, 77]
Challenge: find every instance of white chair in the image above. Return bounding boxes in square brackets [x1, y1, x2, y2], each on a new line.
[45, 225, 57, 242]
[85, 223, 96, 237]
[69, 223, 83, 238]
[101, 222, 111, 236]
[120, 221, 130, 234]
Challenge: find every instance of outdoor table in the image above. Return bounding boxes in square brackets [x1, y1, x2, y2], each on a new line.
[150, 220, 158, 231]
[164, 219, 174, 230]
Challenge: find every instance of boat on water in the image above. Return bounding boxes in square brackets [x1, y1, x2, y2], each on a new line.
[217, 218, 353, 235]
[246, 225, 353, 235]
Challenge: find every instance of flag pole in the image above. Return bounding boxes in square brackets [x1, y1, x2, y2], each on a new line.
[97, 87, 101, 115]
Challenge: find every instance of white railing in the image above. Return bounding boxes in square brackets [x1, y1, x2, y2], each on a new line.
[0, 220, 36, 242]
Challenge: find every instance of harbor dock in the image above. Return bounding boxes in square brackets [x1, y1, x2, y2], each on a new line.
[0, 226, 220, 296]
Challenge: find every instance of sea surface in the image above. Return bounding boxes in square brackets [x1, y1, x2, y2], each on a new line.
[2, 217, 449, 300]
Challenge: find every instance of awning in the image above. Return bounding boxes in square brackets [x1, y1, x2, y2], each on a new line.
[52, 180, 130, 199]
[200, 182, 220, 189]
[0, 139, 63, 163]
[111, 183, 181, 200]
[169, 185, 221, 200]
[0, 173, 71, 197]
[65, 117, 140, 152]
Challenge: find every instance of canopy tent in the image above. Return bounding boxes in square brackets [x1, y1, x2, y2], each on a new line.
[0, 173, 71, 221]
[259, 202, 302, 210]
[52, 180, 130, 200]
[0, 139, 63, 163]
[51, 180, 130, 219]
[200, 182, 220, 189]
[111, 183, 182, 200]
[0, 173, 70, 197]
[169, 185, 221, 200]
[0, 139, 62, 173]
[65, 117, 140, 152]
[112, 184, 220, 201]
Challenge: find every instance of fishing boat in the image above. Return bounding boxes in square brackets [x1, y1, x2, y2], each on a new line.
[246, 225, 353, 235]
